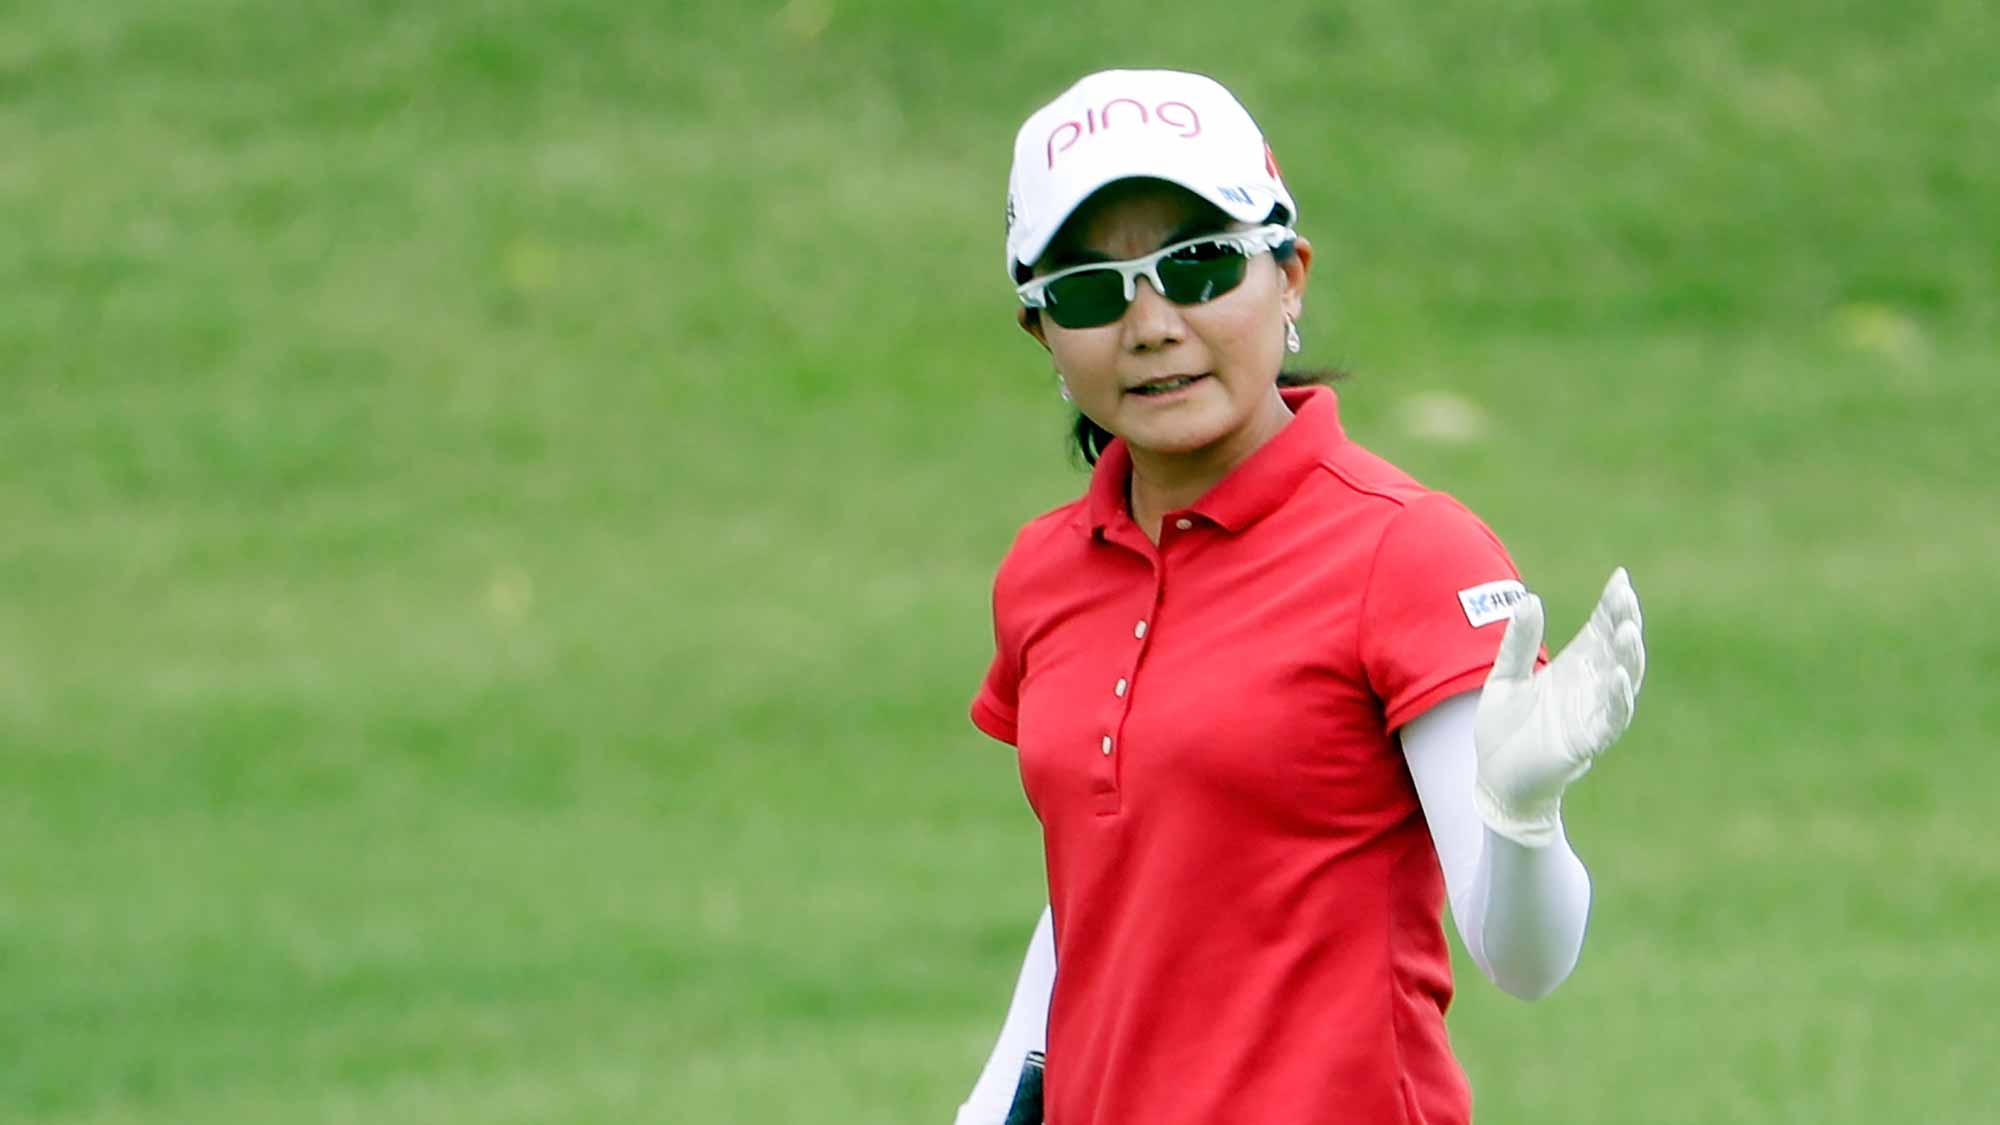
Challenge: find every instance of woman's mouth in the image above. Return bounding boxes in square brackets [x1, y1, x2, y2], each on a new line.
[1128, 374, 1210, 398]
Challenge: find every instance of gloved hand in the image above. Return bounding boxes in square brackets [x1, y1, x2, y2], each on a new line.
[1474, 568, 1647, 847]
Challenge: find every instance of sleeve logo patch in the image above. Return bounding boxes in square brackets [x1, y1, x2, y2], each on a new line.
[1458, 580, 1529, 628]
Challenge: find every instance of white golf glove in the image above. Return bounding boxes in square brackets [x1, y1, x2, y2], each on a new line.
[1474, 568, 1647, 847]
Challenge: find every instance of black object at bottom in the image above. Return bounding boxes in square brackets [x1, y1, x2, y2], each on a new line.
[1003, 1050, 1045, 1125]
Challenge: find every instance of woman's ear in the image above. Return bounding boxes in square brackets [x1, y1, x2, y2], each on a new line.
[1279, 235, 1313, 322]
[1019, 307, 1051, 350]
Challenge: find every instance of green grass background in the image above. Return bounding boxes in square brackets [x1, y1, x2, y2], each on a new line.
[3, 0, 1996, 1120]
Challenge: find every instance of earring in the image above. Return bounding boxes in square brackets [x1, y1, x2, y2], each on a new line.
[1056, 371, 1074, 402]
[1284, 316, 1302, 355]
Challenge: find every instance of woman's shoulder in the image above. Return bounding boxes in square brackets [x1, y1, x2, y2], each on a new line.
[1305, 434, 1503, 546]
[988, 495, 1092, 584]
[1315, 432, 1440, 509]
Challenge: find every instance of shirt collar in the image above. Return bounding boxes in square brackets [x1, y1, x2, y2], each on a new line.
[1080, 384, 1346, 537]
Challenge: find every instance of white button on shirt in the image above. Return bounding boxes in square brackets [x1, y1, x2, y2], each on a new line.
[1101, 736, 1114, 755]
[1175, 518, 1193, 530]
[1134, 620, 1148, 639]
[1114, 678, 1128, 697]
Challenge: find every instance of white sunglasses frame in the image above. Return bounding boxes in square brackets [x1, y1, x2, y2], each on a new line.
[1016, 223, 1296, 315]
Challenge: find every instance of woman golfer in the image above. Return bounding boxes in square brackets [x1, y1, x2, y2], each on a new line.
[955, 69, 1647, 1125]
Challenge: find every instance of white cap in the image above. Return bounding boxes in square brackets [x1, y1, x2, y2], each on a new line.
[1004, 69, 1298, 281]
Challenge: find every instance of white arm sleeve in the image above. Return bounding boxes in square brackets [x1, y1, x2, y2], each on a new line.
[953, 906, 1054, 1125]
[1402, 691, 1593, 1000]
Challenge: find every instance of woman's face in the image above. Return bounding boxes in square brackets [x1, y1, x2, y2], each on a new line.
[1024, 180, 1312, 462]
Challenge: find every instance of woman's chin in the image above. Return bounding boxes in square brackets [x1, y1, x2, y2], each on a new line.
[1121, 418, 1235, 459]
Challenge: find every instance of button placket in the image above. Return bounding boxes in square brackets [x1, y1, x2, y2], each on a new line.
[1093, 549, 1165, 814]
[1105, 587, 1160, 774]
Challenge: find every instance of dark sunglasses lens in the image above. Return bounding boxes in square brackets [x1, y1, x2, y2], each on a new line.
[1158, 247, 1249, 306]
[1042, 269, 1129, 329]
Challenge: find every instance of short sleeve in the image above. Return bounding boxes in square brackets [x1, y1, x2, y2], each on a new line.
[1360, 494, 1538, 732]
[970, 574, 1021, 746]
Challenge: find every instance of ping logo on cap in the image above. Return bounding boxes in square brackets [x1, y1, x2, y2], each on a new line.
[1045, 97, 1203, 168]
[1458, 580, 1529, 628]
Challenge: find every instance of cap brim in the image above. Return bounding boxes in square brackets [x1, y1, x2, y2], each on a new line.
[1010, 160, 1288, 277]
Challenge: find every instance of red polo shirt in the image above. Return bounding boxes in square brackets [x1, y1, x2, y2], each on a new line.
[972, 386, 1529, 1125]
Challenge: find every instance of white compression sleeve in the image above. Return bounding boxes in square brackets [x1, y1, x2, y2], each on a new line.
[1402, 691, 1593, 1000]
[954, 905, 1054, 1125]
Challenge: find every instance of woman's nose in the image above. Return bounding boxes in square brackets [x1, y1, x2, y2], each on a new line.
[1122, 277, 1186, 352]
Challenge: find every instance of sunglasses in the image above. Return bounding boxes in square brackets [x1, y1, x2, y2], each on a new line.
[1017, 223, 1295, 330]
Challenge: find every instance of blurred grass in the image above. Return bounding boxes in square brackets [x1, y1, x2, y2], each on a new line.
[2, 0, 1996, 1121]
